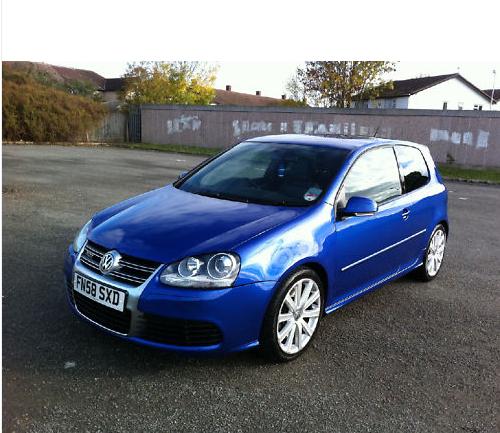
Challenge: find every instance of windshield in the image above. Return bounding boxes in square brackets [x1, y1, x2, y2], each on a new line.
[176, 141, 350, 206]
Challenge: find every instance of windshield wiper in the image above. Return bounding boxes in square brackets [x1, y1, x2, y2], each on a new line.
[196, 190, 296, 207]
[196, 190, 248, 203]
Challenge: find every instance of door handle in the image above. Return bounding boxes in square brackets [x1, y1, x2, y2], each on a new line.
[402, 208, 410, 220]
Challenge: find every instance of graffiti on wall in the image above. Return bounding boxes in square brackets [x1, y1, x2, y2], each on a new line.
[232, 120, 272, 136]
[165, 116, 491, 151]
[167, 115, 202, 135]
[231, 119, 394, 139]
[430, 128, 489, 148]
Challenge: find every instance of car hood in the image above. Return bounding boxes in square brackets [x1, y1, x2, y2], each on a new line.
[89, 185, 306, 264]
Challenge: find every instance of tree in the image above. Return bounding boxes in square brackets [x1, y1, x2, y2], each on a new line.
[121, 61, 217, 105]
[293, 61, 395, 108]
[62, 79, 102, 100]
[284, 75, 309, 106]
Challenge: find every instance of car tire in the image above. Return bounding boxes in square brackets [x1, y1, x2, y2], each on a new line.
[413, 224, 447, 282]
[260, 267, 324, 362]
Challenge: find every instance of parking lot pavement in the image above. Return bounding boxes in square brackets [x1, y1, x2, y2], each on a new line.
[2, 144, 499, 433]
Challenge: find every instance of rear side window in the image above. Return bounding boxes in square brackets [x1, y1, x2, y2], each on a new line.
[342, 147, 402, 204]
[394, 146, 430, 193]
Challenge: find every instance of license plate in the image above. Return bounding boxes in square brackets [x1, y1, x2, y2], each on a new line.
[73, 273, 126, 312]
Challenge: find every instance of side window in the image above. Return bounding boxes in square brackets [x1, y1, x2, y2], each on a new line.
[394, 146, 430, 193]
[342, 147, 402, 205]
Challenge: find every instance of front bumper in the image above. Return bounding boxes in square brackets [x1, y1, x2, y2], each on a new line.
[64, 245, 276, 353]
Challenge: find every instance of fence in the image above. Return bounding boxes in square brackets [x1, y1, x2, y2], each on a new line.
[90, 104, 127, 142]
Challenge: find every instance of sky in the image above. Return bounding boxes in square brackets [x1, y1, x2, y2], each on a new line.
[3, 1, 498, 99]
[2, 1, 498, 99]
[49, 61, 498, 99]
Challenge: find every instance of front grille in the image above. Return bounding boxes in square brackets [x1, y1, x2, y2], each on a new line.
[73, 291, 131, 334]
[80, 240, 161, 287]
[139, 313, 223, 346]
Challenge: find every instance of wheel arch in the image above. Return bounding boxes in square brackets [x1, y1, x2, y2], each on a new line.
[302, 261, 329, 295]
[438, 219, 449, 236]
[273, 259, 330, 307]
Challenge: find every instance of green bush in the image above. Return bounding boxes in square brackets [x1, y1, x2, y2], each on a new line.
[2, 66, 107, 142]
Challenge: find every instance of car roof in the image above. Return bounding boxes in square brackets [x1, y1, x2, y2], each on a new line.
[246, 134, 430, 154]
[246, 134, 396, 151]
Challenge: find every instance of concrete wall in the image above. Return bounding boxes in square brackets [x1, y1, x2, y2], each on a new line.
[141, 105, 500, 167]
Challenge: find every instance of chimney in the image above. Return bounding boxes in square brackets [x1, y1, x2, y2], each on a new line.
[256, 90, 261, 96]
[281, 94, 286, 100]
[225, 85, 231, 91]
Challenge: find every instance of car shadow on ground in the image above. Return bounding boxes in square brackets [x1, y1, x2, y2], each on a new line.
[46, 272, 412, 378]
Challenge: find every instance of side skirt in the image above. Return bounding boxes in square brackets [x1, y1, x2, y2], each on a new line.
[324, 259, 421, 315]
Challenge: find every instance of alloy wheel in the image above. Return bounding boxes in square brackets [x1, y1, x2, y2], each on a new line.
[426, 228, 446, 277]
[276, 278, 321, 355]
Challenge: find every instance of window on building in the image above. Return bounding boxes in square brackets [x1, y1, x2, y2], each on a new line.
[394, 146, 430, 193]
[442, 102, 448, 110]
[473, 104, 483, 111]
[391, 99, 397, 108]
[342, 147, 402, 204]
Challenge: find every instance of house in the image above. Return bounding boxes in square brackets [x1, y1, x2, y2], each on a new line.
[213, 85, 286, 106]
[99, 78, 125, 102]
[353, 73, 497, 111]
[102, 82, 287, 106]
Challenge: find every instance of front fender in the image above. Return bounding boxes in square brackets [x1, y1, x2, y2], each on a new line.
[234, 203, 334, 288]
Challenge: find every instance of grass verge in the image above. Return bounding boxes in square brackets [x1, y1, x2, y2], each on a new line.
[109, 142, 223, 157]
[437, 164, 500, 184]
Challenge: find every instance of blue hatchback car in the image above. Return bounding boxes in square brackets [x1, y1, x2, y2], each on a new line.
[65, 134, 448, 361]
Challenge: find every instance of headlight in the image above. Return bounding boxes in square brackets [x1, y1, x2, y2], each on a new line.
[72, 220, 92, 253]
[160, 253, 240, 288]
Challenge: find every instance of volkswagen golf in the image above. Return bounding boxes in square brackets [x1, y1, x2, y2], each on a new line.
[64, 134, 448, 361]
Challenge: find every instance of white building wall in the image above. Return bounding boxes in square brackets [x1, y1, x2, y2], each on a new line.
[101, 91, 120, 102]
[352, 96, 408, 109]
[368, 96, 409, 109]
[407, 77, 496, 111]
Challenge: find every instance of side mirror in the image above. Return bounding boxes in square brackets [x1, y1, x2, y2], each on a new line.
[340, 196, 377, 217]
[178, 171, 188, 180]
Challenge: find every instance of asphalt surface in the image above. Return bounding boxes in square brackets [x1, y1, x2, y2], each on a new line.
[3, 144, 499, 433]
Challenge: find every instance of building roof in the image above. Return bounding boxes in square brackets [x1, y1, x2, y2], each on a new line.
[97, 82, 285, 105]
[363, 73, 492, 102]
[98, 83, 286, 106]
[482, 89, 500, 102]
[214, 89, 284, 106]
[3, 61, 106, 88]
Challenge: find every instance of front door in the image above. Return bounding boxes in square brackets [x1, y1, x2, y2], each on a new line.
[331, 146, 407, 301]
